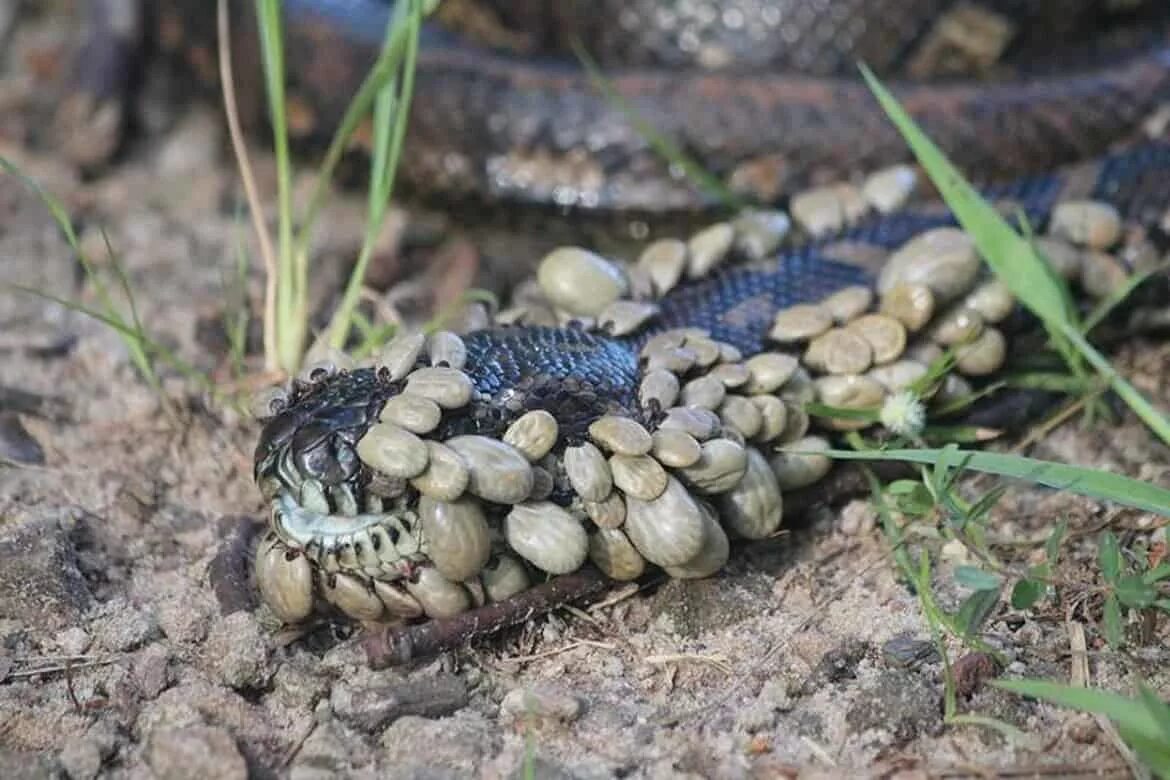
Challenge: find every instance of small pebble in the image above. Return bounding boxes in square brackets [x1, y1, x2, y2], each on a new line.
[1080, 250, 1128, 298]
[537, 247, 628, 316]
[147, 726, 247, 780]
[53, 626, 92, 656]
[499, 686, 583, 724]
[769, 304, 833, 343]
[839, 499, 877, 536]
[331, 676, 468, 733]
[0, 413, 44, 464]
[881, 635, 940, 668]
[91, 599, 159, 652]
[202, 611, 273, 690]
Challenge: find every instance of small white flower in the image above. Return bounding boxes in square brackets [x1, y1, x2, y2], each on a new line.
[880, 390, 926, 436]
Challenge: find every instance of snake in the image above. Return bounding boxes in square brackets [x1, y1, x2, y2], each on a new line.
[66, 1, 1170, 661]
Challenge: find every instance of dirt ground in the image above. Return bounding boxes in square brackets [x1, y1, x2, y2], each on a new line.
[2, 7, 1169, 779]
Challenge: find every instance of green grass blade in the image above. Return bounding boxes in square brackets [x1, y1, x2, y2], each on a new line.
[1081, 262, 1169, 335]
[859, 64, 1170, 447]
[292, 0, 424, 265]
[7, 285, 210, 392]
[992, 679, 1164, 741]
[254, 0, 299, 371]
[1099, 531, 1122, 582]
[1, 156, 163, 389]
[822, 447, 1170, 515]
[326, 0, 423, 349]
[858, 65, 1071, 326]
[0, 157, 79, 245]
[947, 714, 1034, 746]
[1137, 686, 1170, 740]
[1114, 727, 1170, 778]
[1060, 328, 1170, 446]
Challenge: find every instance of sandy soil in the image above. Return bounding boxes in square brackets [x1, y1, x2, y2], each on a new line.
[2, 6, 1169, 779]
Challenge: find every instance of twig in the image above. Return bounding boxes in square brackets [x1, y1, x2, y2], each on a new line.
[218, 0, 279, 372]
[938, 762, 1130, 778]
[502, 639, 619, 664]
[5, 657, 121, 679]
[279, 720, 317, 770]
[362, 566, 612, 668]
[587, 582, 646, 612]
[644, 653, 733, 674]
[801, 736, 837, 767]
[360, 463, 908, 670]
[64, 660, 81, 712]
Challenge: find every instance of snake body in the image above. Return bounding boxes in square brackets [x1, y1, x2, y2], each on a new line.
[127, 1, 1170, 654]
[252, 140, 1170, 660]
[132, 0, 1170, 222]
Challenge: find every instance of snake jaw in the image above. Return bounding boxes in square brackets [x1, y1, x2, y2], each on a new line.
[270, 490, 427, 574]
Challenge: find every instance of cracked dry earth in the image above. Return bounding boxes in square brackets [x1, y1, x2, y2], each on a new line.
[4, 22, 1170, 780]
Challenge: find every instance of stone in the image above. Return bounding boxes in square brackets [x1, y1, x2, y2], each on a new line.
[91, 598, 159, 653]
[0, 513, 92, 629]
[202, 612, 272, 691]
[147, 726, 248, 780]
[499, 685, 583, 724]
[331, 675, 468, 733]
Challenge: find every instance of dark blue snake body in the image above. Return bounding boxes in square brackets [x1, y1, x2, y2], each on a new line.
[258, 143, 1170, 498]
[230, 0, 1170, 660]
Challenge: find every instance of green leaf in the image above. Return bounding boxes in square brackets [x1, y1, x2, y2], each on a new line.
[1103, 593, 1125, 649]
[966, 484, 1008, 525]
[1143, 562, 1170, 584]
[1010, 579, 1046, 610]
[954, 566, 1003, 591]
[887, 480, 935, 516]
[886, 480, 924, 495]
[1114, 725, 1170, 777]
[805, 402, 881, 422]
[1137, 685, 1170, 740]
[821, 448, 1170, 516]
[1099, 531, 1122, 582]
[1115, 574, 1158, 609]
[1006, 372, 1097, 394]
[955, 588, 1000, 637]
[993, 679, 1165, 740]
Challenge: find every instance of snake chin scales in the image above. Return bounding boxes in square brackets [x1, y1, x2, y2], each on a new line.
[249, 143, 1170, 629]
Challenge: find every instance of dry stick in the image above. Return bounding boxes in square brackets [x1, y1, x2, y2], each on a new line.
[363, 566, 612, 668]
[939, 762, 1130, 779]
[217, 0, 279, 372]
[361, 461, 914, 669]
[5, 657, 121, 679]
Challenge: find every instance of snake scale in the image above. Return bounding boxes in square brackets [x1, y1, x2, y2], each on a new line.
[85, 0, 1170, 660]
